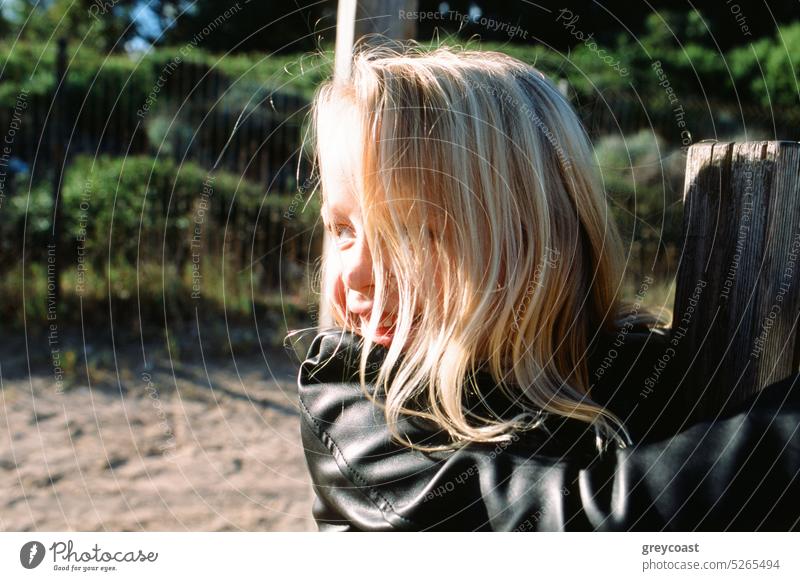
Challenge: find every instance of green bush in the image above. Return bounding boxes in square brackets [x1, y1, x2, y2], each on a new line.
[594, 130, 685, 271]
[729, 22, 800, 108]
[4, 154, 318, 277]
[1, 154, 320, 327]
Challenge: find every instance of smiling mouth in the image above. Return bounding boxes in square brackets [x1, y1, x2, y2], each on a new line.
[357, 315, 396, 344]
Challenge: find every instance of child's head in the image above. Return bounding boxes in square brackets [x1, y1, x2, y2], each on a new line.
[309, 41, 660, 451]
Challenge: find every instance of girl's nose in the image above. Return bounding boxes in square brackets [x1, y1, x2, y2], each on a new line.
[342, 238, 374, 293]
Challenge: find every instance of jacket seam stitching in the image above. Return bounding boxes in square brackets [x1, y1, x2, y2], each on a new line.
[299, 395, 417, 528]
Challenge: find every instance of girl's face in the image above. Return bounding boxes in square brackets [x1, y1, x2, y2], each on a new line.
[321, 161, 399, 348]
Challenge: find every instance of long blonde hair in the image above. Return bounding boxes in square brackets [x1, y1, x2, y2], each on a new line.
[307, 40, 664, 453]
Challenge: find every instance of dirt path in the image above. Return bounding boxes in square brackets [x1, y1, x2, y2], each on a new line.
[0, 342, 316, 531]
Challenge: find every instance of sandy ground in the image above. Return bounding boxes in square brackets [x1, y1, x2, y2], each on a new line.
[0, 336, 316, 531]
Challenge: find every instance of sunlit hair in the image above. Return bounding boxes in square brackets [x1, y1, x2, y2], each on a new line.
[305, 39, 667, 453]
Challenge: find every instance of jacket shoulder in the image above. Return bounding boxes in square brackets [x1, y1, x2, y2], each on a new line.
[297, 329, 456, 530]
[297, 328, 800, 531]
[587, 325, 683, 441]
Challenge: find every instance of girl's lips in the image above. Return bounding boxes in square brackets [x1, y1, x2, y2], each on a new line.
[359, 316, 395, 346]
[370, 332, 393, 347]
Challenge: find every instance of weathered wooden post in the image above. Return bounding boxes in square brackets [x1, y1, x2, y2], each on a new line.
[672, 141, 800, 422]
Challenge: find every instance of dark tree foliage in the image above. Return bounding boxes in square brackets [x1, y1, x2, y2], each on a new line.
[417, 0, 799, 51]
[1, 0, 141, 52]
[2, 1, 796, 55]
[156, 0, 337, 54]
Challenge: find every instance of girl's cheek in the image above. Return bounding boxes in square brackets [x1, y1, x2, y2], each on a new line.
[331, 274, 349, 324]
[333, 274, 347, 311]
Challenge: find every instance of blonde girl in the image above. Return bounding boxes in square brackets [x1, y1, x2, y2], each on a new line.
[294, 40, 800, 532]
[305, 39, 663, 453]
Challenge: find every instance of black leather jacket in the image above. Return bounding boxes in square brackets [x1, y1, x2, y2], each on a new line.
[298, 328, 800, 531]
